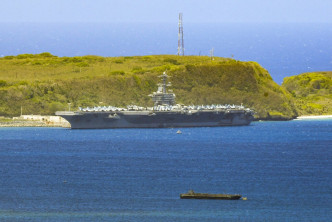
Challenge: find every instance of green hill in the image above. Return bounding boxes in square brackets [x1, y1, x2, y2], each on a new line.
[282, 71, 332, 115]
[0, 53, 298, 120]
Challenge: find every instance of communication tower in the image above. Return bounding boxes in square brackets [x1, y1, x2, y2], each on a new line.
[178, 13, 184, 56]
[210, 48, 214, 60]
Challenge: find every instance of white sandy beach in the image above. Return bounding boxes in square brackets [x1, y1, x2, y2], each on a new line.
[295, 115, 332, 120]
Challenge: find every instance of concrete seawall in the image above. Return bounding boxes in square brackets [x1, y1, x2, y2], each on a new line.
[0, 115, 70, 127]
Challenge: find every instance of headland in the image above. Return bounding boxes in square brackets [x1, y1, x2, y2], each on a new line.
[0, 53, 331, 122]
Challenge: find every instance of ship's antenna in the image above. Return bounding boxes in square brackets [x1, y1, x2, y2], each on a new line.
[178, 13, 184, 56]
[162, 71, 167, 94]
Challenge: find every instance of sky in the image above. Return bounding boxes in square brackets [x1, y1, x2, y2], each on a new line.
[1, 0, 332, 24]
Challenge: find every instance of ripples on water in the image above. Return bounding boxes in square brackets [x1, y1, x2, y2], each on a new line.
[0, 120, 331, 221]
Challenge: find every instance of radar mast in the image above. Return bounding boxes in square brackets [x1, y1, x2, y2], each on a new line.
[150, 71, 176, 106]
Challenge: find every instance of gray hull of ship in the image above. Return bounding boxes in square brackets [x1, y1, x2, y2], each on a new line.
[56, 110, 253, 129]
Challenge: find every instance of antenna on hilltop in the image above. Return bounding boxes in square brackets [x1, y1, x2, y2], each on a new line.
[178, 13, 184, 56]
[210, 48, 214, 60]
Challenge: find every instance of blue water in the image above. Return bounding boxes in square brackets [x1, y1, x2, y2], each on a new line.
[1, 22, 331, 83]
[0, 120, 331, 221]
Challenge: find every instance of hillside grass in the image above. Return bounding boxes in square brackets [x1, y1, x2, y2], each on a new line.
[282, 71, 332, 115]
[0, 53, 231, 81]
[0, 53, 298, 119]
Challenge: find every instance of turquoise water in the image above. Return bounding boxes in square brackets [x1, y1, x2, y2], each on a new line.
[0, 120, 331, 221]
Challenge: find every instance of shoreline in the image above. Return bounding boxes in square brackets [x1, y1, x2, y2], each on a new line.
[0, 116, 70, 128]
[0, 120, 70, 128]
[295, 115, 332, 120]
[1, 115, 332, 128]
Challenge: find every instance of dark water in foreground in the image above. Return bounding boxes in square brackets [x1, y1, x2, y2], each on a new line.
[0, 120, 331, 221]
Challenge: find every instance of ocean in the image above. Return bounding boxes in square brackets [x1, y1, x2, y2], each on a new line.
[0, 22, 332, 84]
[0, 120, 331, 221]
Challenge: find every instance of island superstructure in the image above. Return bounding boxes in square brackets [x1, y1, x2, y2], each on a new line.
[56, 71, 254, 129]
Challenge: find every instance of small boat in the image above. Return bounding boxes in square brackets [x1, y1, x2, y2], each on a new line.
[180, 190, 241, 200]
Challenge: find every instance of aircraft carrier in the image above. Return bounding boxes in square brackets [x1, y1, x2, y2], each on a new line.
[56, 71, 254, 129]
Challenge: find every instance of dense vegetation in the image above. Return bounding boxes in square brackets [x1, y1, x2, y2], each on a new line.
[0, 53, 299, 119]
[282, 72, 332, 115]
